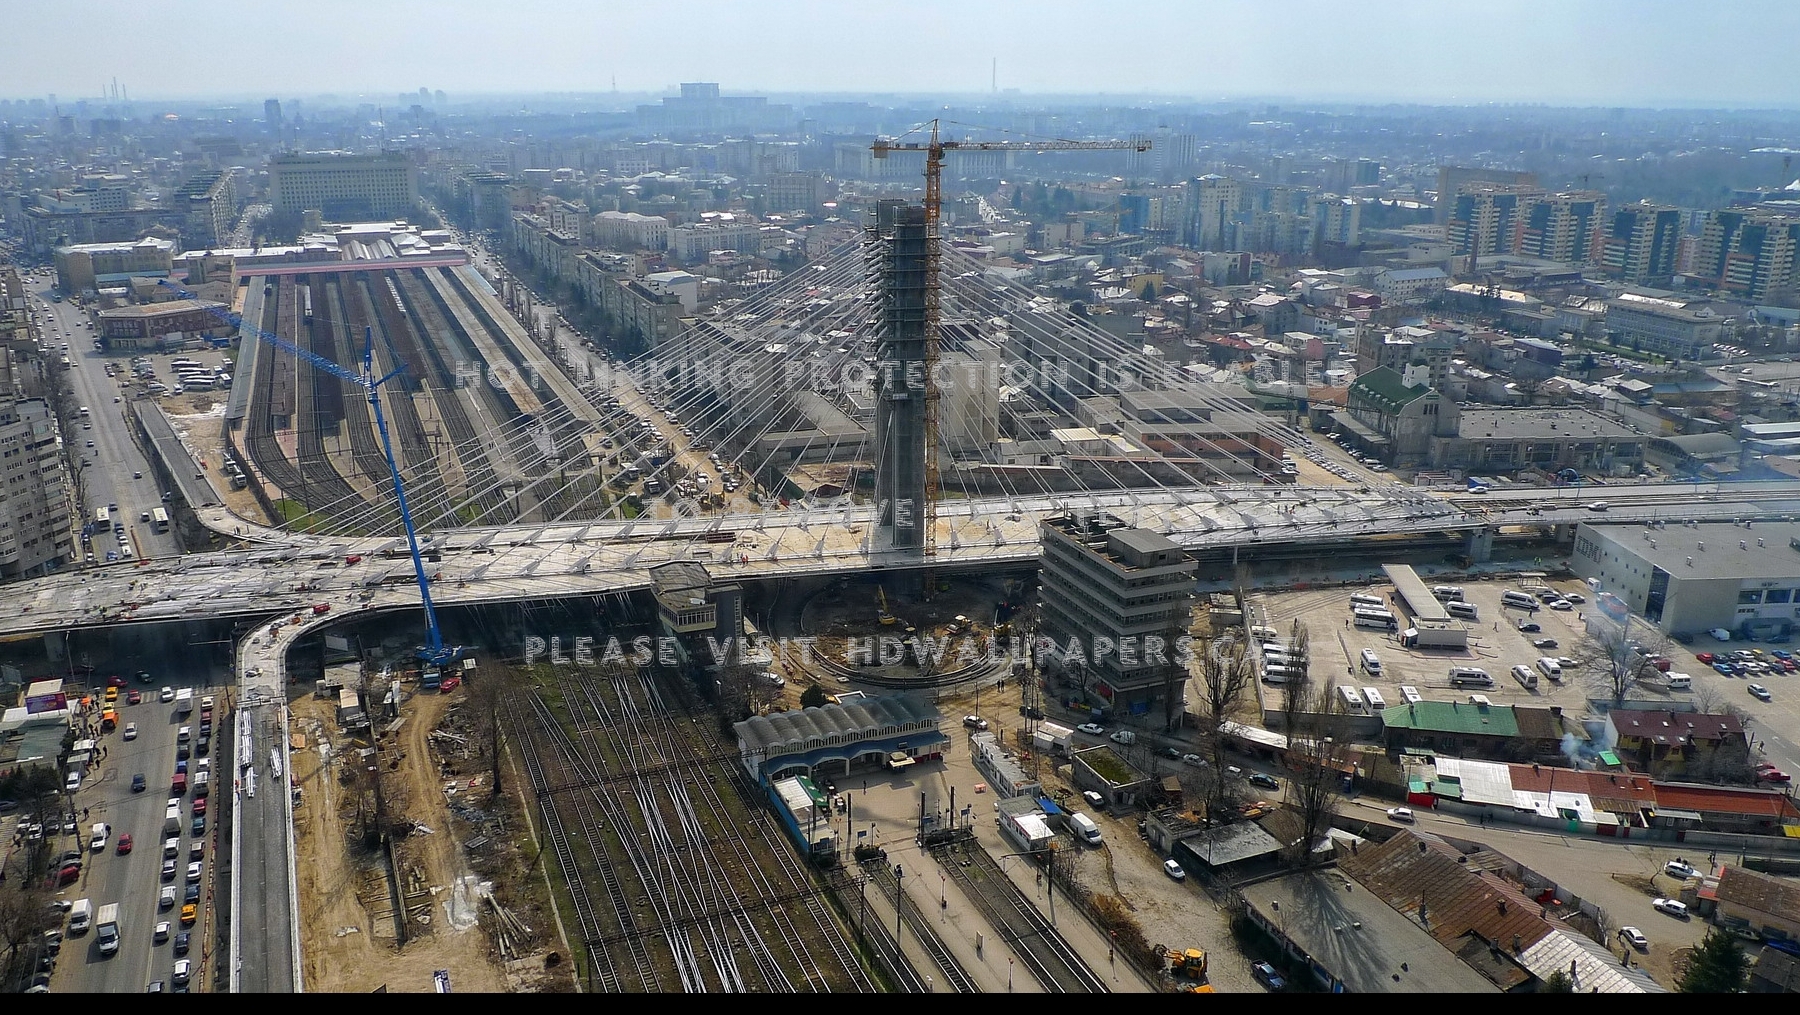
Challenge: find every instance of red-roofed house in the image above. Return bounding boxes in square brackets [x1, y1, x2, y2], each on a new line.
[1648, 782, 1800, 835]
[1605, 709, 1750, 779]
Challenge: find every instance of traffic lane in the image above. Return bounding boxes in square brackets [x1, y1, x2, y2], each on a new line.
[235, 704, 295, 993]
[55, 694, 181, 993]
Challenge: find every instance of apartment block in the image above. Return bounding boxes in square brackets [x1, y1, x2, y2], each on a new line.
[1517, 190, 1605, 263]
[1692, 209, 1800, 301]
[172, 169, 238, 248]
[1037, 513, 1195, 717]
[668, 220, 763, 262]
[1446, 183, 1544, 258]
[1184, 174, 1241, 251]
[269, 151, 419, 219]
[1602, 203, 1682, 284]
[595, 210, 671, 251]
[53, 236, 177, 294]
[1434, 166, 1537, 223]
[0, 356, 73, 578]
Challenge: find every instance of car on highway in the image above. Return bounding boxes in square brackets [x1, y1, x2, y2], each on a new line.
[117, 833, 133, 855]
[1251, 960, 1287, 990]
[1749, 683, 1773, 701]
[172, 958, 191, 989]
[1386, 807, 1415, 823]
[184, 883, 200, 904]
[1586, 501, 1609, 511]
[1756, 764, 1791, 784]
[1619, 926, 1649, 951]
[160, 686, 175, 702]
[1248, 773, 1281, 791]
[1652, 897, 1689, 918]
[127, 690, 141, 705]
[107, 674, 128, 687]
[131, 773, 145, 793]
[154, 921, 170, 944]
[159, 886, 176, 910]
[1076, 722, 1105, 735]
[179, 903, 197, 927]
[161, 858, 177, 881]
[124, 722, 138, 740]
[186, 861, 203, 883]
[1664, 859, 1699, 879]
[173, 931, 190, 956]
[1163, 859, 1187, 880]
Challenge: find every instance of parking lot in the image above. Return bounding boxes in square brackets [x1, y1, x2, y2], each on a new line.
[1252, 577, 1605, 711]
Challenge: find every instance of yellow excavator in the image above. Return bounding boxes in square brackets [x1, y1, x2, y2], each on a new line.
[877, 587, 898, 626]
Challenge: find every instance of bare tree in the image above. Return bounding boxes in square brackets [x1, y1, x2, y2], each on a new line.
[1196, 637, 1257, 817]
[0, 880, 56, 989]
[1586, 616, 1663, 705]
[1280, 676, 1349, 869]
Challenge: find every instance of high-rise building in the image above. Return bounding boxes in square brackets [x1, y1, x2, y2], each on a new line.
[1692, 209, 1800, 301]
[1037, 513, 1195, 717]
[0, 354, 73, 579]
[268, 151, 419, 219]
[1183, 174, 1240, 251]
[1435, 166, 1538, 223]
[1310, 193, 1361, 252]
[263, 98, 281, 126]
[1602, 203, 1682, 284]
[1446, 183, 1544, 258]
[1515, 190, 1606, 263]
[172, 170, 237, 248]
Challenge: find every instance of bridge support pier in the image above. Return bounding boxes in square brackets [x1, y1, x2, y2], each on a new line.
[44, 630, 65, 661]
[1552, 523, 1576, 543]
[1466, 526, 1495, 564]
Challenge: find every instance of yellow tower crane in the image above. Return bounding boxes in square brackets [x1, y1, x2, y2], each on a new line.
[871, 122, 1149, 566]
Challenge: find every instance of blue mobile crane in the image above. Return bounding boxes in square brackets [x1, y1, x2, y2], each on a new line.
[159, 280, 462, 666]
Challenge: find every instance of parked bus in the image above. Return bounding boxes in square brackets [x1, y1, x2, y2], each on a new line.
[1353, 613, 1396, 631]
[1338, 685, 1370, 715]
[94, 507, 110, 526]
[151, 507, 169, 533]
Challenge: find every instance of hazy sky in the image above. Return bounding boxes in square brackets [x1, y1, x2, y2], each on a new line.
[7, 0, 1799, 108]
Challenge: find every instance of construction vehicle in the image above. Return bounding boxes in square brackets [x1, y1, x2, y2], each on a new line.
[158, 281, 462, 666]
[877, 587, 898, 626]
[1165, 947, 1208, 982]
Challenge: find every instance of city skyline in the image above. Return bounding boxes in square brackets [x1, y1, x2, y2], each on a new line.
[5, 0, 1800, 109]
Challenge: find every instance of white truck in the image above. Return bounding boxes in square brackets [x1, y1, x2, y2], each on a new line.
[69, 898, 93, 934]
[95, 903, 121, 956]
[174, 687, 194, 715]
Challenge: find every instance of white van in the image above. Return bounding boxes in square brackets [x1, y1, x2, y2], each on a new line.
[1535, 657, 1564, 680]
[1666, 673, 1693, 690]
[1449, 666, 1494, 688]
[1338, 685, 1369, 715]
[1362, 687, 1387, 710]
[1446, 601, 1480, 620]
[1348, 593, 1386, 608]
[1399, 685, 1423, 704]
[1068, 812, 1103, 846]
[1431, 585, 1465, 602]
[1249, 625, 1280, 641]
[1263, 664, 1300, 684]
[1501, 590, 1541, 610]
[1359, 648, 1382, 675]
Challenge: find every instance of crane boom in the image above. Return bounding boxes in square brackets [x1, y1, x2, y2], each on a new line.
[156, 279, 461, 666]
[870, 122, 1148, 577]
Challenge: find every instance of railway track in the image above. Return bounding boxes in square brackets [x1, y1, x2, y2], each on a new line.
[861, 860, 980, 992]
[507, 662, 879, 991]
[931, 838, 1108, 993]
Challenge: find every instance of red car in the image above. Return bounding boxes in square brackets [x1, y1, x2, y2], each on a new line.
[127, 690, 142, 705]
[1757, 764, 1792, 784]
[106, 675, 128, 687]
[116, 833, 133, 855]
[192, 797, 207, 817]
[1696, 652, 1716, 664]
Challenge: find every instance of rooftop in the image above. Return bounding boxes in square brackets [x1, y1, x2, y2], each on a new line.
[1350, 366, 1431, 409]
[1715, 865, 1800, 917]
[1609, 708, 1744, 746]
[1454, 408, 1639, 442]
[1382, 700, 1520, 737]
[1584, 519, 1800, 581]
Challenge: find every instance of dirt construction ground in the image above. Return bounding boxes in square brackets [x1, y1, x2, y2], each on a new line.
[291, 685, 567, 993]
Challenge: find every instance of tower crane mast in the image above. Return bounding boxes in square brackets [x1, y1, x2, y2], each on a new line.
[872, 122, 1149, 565]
